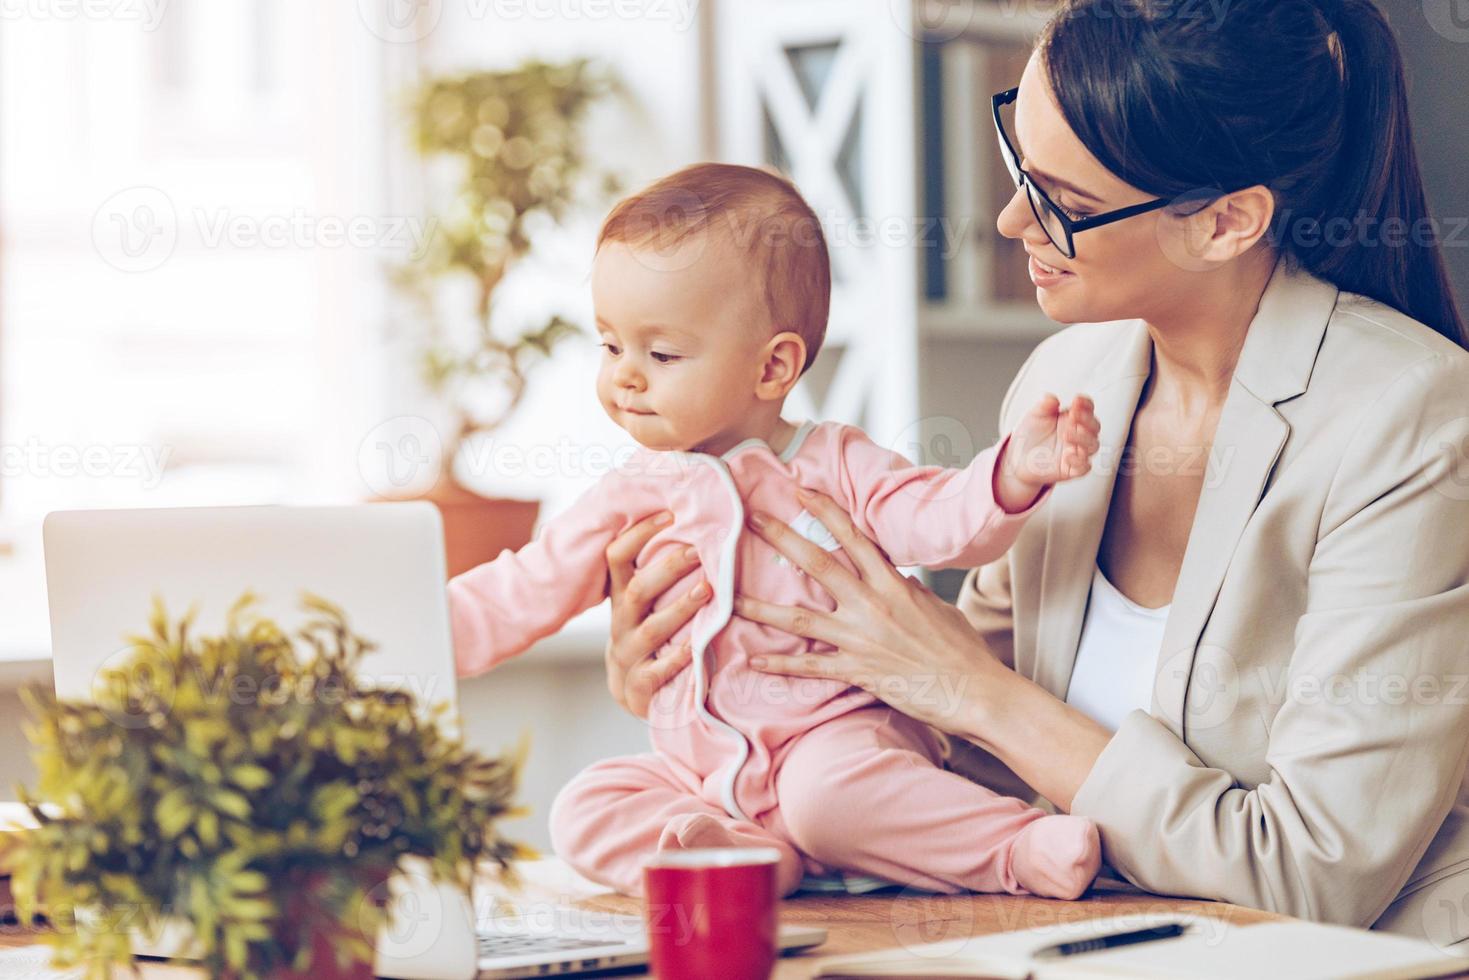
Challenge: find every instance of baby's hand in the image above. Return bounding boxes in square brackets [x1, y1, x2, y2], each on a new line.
[995, 394, 1101, 511]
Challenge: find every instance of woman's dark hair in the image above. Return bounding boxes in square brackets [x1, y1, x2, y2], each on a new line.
[1041, 0, 1467, 348]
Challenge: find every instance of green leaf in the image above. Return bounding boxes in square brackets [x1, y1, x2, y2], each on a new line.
[154, 787, 194, 839]
[211, 790, 251, 821]
[228, 764, 272, 791]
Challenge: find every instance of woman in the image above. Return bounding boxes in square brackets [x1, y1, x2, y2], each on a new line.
[598, 0, 1469, 944]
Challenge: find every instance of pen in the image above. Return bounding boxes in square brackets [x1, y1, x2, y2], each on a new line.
[1031, 922, 1187, 959]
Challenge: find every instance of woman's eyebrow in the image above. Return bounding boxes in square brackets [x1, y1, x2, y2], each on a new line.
[1026, 162, 1105, 206]
[1014, 132, 1105, 205]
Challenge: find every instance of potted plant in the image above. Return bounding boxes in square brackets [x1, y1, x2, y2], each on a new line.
[391, 59, 618, 577]
[2, 593, 529, 979]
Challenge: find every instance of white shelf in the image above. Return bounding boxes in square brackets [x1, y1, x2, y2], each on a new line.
[921, 303, 1058, 341]
[0, 521, 53, 689]
[915, 0, 1051, 40]
[917, 17, 1054, 347]
[509, 603, 610, 668]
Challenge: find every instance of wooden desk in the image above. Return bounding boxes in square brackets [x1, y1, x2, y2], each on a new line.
[496, 861, 1286, 978]
[2, 860, 1287, 978]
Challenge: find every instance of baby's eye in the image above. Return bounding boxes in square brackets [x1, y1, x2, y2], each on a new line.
[600, 342, 621, 356]
[650, 351, 681, 364]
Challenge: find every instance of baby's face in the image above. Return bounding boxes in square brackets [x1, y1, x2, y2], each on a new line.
[592, 233, 771, 453]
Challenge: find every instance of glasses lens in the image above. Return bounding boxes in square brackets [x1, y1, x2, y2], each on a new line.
[1026, 183, 1075, 259]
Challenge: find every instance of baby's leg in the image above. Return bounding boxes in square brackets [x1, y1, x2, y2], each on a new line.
[773, 709, 1100, 899]
[549, 753, 804, 897]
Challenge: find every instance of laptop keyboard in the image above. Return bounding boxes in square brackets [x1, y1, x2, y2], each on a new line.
[476, 932, 622, 957]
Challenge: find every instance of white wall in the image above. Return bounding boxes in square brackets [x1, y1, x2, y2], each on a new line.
[457, 662, 650, 854]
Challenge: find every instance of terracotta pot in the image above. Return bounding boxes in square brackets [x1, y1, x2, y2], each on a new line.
[263, 867, 387, 980]
[379, 478, 540, 579]
[268, 924, 374, 980]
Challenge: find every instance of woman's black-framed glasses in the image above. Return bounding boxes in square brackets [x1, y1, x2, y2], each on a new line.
[991, 87, 1171, 259]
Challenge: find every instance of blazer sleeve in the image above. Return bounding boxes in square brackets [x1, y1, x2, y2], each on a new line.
[446, 473, 629, 677]
[1069, 352, 1469, 927]
[831, 425, 1051, 571]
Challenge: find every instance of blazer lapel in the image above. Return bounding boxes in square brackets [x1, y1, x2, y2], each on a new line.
[1150, 391, 1289, 738]
[1032, 321, 1153, 700]
[1151, 261, 1340, 739]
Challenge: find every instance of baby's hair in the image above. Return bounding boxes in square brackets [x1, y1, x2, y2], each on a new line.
[596, 162, 831, 374]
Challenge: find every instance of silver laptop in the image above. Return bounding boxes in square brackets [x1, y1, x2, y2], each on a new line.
[43, 504, 826, 979]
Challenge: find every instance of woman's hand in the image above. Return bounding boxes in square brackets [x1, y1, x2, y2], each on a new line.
[735, 488, 1011, 737]
[738, 487, 1112, 810]
[603, 511, 711, 718]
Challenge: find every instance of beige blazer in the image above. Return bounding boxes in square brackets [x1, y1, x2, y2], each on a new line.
[949, 258, 1469, 943]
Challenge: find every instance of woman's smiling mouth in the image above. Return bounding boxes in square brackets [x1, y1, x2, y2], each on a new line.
[1028, 252, 1075, 288]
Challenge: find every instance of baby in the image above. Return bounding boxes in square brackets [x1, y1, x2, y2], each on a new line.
[449, 163, 1104, 900]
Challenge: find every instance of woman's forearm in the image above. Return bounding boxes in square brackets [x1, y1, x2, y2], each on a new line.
[957, 657, 1112, 813]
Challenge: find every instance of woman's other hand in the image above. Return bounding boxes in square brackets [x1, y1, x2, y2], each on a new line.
[735, 489, 1009, 736]
[604, 511, 711, 718]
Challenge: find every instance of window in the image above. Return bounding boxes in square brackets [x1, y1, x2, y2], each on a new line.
[0, 3, 398, 521]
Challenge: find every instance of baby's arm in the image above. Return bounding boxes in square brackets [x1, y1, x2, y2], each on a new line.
[447, 474, 630, 677]
[833, 394, 1099, 569]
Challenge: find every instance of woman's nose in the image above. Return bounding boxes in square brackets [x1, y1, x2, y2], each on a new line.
[996, 184, 1047, 246]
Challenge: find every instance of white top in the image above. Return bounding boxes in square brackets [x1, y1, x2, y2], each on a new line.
[1064, 563, 1171, 733]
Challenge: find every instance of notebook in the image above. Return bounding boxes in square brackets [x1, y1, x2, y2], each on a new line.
[811, 911, 1469, 980]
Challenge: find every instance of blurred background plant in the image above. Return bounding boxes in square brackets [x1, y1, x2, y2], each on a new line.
[388, 57, 622, 577]
[397, 57, 621, 487]
[2, 594, 527, 980]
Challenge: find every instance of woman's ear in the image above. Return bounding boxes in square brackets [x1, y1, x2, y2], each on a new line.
[1159, 184, 1276, 271]
[755, 332, 807, 402]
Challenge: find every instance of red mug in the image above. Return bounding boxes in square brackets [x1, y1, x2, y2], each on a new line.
[643, 847, 783, 980]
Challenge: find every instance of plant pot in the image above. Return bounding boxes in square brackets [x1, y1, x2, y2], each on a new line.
[268, 922, 374, 980]
[264, 867, 388, 980]
[380, 478, 540, 579]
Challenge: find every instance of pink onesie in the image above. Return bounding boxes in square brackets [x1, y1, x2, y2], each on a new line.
[449, 420, 1101, 899]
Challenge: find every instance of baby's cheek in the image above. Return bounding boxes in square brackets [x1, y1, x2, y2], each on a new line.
[593, 371, 614, 405]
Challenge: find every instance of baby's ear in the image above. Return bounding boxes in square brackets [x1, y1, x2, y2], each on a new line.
[755, 331, 807, 401]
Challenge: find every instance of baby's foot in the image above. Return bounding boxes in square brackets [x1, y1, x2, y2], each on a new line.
[658, 812, 806, 896]
[1010, 814, 1101, 900]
